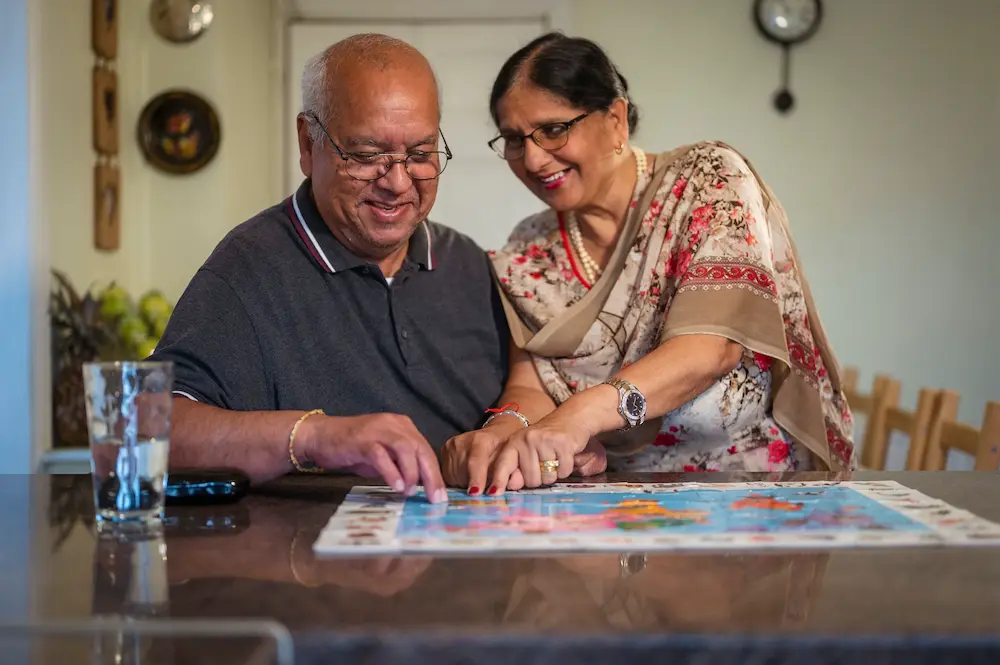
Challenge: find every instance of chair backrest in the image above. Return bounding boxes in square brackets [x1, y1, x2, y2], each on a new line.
[922, 392, 1000, 471]
[856, 377, 939, 471]
[889, 386, 941, 471]
[853, 374, 896, 470]
[842, 366, 859, 395]
[842, 366, 875, 414]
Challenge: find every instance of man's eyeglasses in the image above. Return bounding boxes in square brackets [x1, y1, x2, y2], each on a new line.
[307, 113, 452, 181]
[487, 113, 590, 161]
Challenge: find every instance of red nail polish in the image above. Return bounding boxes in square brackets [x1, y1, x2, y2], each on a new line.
[487, 486, 498, 495]
[469, 486, 480, 495]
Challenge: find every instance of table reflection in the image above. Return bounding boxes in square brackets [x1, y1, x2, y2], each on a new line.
[503, 552, 827, 630]
[91, 528, 171, 664]
[27, 470, 1000, 662]
[41, 473, 837, 634]
[78, 486, 830, 632]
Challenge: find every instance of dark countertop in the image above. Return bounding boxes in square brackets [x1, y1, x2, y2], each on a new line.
[7, 471, 1000, 664]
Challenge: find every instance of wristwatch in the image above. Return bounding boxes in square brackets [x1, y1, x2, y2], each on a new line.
[604, 377, 647, 431]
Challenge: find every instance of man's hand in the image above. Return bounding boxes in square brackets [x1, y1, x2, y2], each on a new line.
[442, 426, 606, 495]
[307, 556, 434, 597]
[441, 425, 524, 494]
[299, 414, 447, 503]
[573, 437, 608, 477]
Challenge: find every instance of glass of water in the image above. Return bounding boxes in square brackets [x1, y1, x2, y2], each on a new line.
[83, 361, 173, 531]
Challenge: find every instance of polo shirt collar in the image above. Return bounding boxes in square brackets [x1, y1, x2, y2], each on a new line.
[287, 179, 436, 274]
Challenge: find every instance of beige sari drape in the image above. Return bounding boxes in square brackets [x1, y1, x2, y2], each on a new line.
[490, 141, 855, 471]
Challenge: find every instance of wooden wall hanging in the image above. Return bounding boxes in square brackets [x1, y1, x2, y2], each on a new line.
[93, 163, 120, 250]
[92, 67, 118, 154]
[92, 0, 117, 59]
[91, 0, 120, 251]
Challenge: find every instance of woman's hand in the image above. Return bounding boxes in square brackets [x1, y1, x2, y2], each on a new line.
[486, 409, 596, 494]
[440, 421, 525, 493]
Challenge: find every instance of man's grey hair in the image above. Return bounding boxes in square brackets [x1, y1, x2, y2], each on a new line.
[301, 33, 441, 145]
[301, 48, 331, 144]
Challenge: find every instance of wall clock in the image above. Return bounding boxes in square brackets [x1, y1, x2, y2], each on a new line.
[753, 0, 823, 113]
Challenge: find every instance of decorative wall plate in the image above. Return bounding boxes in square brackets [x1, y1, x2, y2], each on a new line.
[149, 0, 214, 44]
[137, 90, 221, 175]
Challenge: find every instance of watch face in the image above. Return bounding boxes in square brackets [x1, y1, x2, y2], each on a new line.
[625, 392, 645, 418]
[756, 0, 821, 44]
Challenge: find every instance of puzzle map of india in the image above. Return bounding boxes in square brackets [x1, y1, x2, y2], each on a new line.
[313, 481, 1000, 555]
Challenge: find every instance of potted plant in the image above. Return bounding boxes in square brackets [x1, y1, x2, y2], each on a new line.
[49, 270, 174, 448]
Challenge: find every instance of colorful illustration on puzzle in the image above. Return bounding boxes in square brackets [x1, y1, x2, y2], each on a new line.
[313, 481, 1000, 555]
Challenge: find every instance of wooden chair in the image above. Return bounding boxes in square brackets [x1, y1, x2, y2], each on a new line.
[841, 366, 858, 392]
[922, 392, 1000, 471]
[857, 377, 939, 471]
[841, 366, 862, 404]
[842, 370, 896, 470]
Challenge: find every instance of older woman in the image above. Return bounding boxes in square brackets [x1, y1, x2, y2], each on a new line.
[441, 33, 855, 495]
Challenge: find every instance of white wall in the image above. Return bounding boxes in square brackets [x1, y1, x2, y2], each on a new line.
[572, 0, 999, 465]
[39, 0, 135, 294]
[42, 0, 280, 302]
[39, 0, 999, 464]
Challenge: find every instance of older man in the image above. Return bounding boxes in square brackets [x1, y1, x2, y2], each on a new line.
[151, 34, 509, 502]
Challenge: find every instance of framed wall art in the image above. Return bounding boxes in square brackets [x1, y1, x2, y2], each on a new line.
[91, 0, 117, 59]
[94, 163, 120, 251]
[137, 90, 221, 175]
[92, 66, 118, 154]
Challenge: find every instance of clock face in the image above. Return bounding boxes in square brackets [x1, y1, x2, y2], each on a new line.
[755, 0, 822, 45]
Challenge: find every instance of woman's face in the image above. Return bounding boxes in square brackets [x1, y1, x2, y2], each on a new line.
[494, 82, 629, 212]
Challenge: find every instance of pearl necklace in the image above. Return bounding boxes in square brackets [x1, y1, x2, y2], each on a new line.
[566, 147, 646, 285]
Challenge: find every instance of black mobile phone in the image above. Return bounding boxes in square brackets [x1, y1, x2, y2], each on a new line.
[164, 468, 251, 506]
[162, 501, 251, 537]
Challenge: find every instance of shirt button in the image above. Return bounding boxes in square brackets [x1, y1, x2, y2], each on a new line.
[401, 330, 409, 339]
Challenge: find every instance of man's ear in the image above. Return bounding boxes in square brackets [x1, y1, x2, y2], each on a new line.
[297, 114, 315, 178]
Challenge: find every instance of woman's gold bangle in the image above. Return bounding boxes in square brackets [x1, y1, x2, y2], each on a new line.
[289, 408, 325, 473]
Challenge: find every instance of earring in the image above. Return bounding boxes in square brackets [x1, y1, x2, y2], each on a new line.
[615, 142, 625, 155]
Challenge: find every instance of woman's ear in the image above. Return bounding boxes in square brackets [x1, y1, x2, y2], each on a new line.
[606, 97, 630, 141]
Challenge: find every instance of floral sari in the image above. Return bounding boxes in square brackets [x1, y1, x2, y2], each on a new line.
[489, 141, 856, 472]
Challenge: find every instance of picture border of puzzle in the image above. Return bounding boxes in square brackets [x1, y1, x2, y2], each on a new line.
[313, 480, 1000, 556]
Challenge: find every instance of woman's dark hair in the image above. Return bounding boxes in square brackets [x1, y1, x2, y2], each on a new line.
[489, 32, 640, 135]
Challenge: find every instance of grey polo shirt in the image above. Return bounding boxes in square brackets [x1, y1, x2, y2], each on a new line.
[150, 179, 509, 449]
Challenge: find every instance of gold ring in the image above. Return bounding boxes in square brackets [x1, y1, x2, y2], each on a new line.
[539, 459, 560, 473]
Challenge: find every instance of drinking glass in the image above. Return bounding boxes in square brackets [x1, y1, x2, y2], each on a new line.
[82, 361, 173, 530]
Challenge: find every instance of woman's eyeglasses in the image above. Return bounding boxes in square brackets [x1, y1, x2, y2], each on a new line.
[488, 113, 590, 161]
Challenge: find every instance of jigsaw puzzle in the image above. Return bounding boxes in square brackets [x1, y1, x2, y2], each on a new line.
[313, 481, 1000, 555]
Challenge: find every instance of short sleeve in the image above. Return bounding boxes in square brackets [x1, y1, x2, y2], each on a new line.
[149, 268, 271, 411]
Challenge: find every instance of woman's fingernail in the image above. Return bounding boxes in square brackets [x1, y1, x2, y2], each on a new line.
[469, 486, 480, 495]
[487, 486, 498, 495]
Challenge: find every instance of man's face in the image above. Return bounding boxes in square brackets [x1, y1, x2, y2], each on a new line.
[297, 65, 441, 257]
